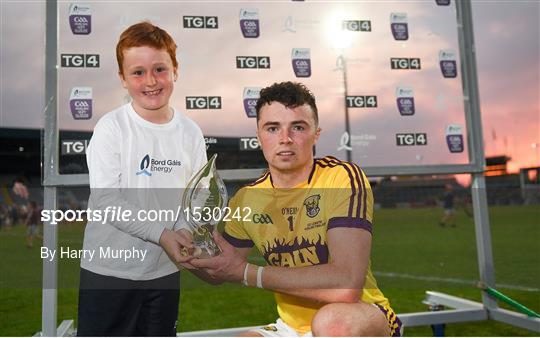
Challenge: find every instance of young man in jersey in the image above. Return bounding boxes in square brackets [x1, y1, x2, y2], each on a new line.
[189, 82, 402, 336]
[77, 22, 205, 336]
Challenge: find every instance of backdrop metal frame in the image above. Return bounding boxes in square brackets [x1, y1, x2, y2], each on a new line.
[41, 1, 539, 335]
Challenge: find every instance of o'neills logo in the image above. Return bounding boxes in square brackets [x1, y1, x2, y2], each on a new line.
[136, 154, 181, 176]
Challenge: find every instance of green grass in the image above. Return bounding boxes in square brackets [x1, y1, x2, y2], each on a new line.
[0, 205, 538, 336]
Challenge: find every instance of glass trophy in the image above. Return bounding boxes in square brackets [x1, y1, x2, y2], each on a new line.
[181, 154, 227, 258]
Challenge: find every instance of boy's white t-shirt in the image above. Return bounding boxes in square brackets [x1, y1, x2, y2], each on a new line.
[81, 103, 207, 280]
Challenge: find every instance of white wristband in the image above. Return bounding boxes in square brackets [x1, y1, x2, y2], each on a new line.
[256, 266, 264, 289]
[242, 263, 250, 286]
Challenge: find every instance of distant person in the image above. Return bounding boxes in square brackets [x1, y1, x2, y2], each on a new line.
[2, 205, 13, 229]
[24, 201, 42, 248]
[77, 22, 206, 336]
[187, 82, 402, 336]
[12, 178, 29, 200]
[0, 205, 6, 231]
[9, 205, 19, 227]
[439, 184, 456, 227]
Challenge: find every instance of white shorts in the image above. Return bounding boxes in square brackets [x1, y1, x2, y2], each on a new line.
[250, 304, 402, 337]
[250, 318, 312, 337]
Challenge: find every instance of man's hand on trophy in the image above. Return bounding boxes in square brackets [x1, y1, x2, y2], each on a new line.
[190, 231, 246, 283]
[159, 228, 198, 269]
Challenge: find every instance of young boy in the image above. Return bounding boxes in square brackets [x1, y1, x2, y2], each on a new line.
[77, 22, 206, 336]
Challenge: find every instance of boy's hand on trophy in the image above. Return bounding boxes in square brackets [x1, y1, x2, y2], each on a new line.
[159, 228, 197, 269]
[190, 231, 245, 283]
[177, 229, 203, 261]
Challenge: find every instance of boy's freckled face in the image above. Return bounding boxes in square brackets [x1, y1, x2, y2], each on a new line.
[120, 46, 177, 115]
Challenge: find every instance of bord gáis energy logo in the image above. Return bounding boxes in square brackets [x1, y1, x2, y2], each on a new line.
[136, 154, 182, 176]
[136, 154, 152, 176]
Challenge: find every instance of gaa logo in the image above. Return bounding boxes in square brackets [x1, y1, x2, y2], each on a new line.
[236, 56, 270, 69]
[61, 54, 100, 68]
[390, 13, 408, 41]
[396, 133, 428, 146]
[342, 20, 371, 32]
[70, 87, 92, 119]
[73, 16, 89, 23]
[292, 48, 311, 77]
[240, 8, 260, 38]
[183, 16, 218, 29]
[390, 58, 421, 70]
[243, 87, 261, 118]
[74, 101, 89, 108]
[185, 96, 222, 109]
[346, 96, 377, 108]
[252, 213, 273, 224]
[69, 4, 91, 35]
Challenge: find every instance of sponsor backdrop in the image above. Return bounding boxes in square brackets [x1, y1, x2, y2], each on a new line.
[58, 1, 468, 171]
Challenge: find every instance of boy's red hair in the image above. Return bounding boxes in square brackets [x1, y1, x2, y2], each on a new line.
[116, 21, 178, 76]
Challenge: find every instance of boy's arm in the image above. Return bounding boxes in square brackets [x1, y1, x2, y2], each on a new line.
[87, 119, 164, 242]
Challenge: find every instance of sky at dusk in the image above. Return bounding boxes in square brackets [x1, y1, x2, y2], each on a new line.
[0, 1, 538, 174]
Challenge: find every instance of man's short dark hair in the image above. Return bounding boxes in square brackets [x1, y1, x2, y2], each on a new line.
[255, 82, 318, 125]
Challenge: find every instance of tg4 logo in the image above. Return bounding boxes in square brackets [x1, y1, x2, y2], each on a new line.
[396, 133, 427, 146]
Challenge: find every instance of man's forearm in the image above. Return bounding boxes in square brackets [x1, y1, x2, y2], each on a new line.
[244, 262, 364, 303]
[266, 264, 363, 289]
[272, 288, 360, 304]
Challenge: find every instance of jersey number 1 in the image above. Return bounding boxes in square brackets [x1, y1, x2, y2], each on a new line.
[287, 216, 294, 231]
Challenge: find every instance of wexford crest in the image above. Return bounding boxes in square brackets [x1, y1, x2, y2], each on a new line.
[303, 194, 321, 218]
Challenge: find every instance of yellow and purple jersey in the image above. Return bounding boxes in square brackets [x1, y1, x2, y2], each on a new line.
[223, 156, 390, 334]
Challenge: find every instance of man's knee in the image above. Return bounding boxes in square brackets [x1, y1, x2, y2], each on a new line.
[312, 303, 354, 336]
[311, 302, 390, 337]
